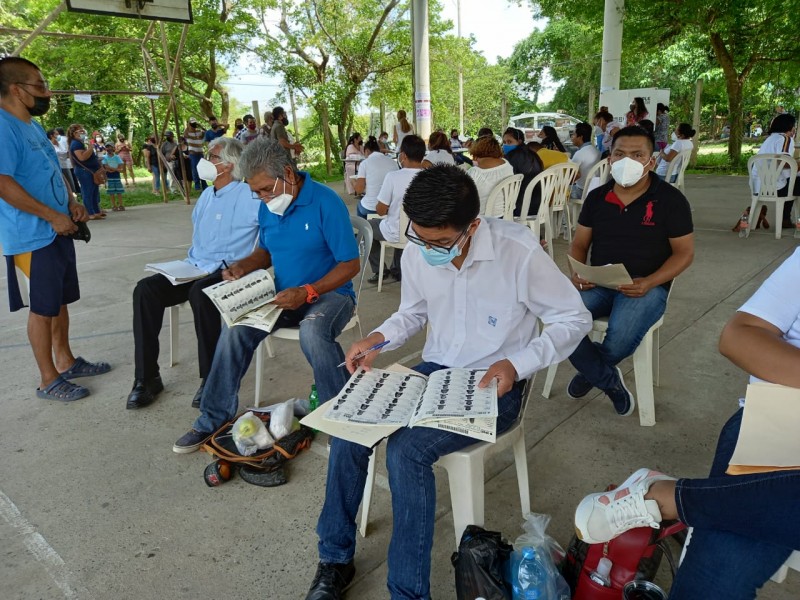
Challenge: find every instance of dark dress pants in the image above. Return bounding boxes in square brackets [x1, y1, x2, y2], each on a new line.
[132, 270, 223, 381]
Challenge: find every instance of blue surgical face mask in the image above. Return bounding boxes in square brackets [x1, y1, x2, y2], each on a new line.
[502, 143, 517, 155]
[419, 243, 462, 266]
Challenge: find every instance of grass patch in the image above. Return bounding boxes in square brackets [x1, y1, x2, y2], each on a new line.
[686, 141, 759, 176]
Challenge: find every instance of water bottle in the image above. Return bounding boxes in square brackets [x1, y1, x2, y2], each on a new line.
[588, 556, 613, 587]
[308, 384, 319, 412]
[513, 547, 546, 600]
[738, 212, 748, 238]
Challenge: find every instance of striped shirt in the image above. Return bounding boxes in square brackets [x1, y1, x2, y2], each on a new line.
[185, 128, 205, 154]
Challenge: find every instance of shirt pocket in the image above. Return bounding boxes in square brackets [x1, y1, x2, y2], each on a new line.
[475, 300, 513, 345]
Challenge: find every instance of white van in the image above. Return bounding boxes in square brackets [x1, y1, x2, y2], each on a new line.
[507, 112, 583, 145]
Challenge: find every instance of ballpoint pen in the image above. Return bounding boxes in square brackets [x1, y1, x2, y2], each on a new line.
[337, 340, 390, 368]
[222, 259, 229, 270]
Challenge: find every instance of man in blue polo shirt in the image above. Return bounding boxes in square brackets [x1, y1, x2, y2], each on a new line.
[203, 115, 227, 145]
[566, 126, 694, 416]
[173, 137, 360, 453]
[0, 56, 110, 402]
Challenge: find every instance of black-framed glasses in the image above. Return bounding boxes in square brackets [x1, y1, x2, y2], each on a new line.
[13, 80, 50, 93]
[205, 151, 223, 162]
[404, 222, 469, 255]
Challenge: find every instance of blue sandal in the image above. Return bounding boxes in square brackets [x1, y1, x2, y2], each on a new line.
[36, 376, 90, 402]
[60, 356, 112, 380]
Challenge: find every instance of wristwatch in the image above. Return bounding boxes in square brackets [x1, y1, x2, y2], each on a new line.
[302, 284, 320, 304]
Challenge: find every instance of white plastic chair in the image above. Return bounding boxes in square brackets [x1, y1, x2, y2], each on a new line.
[541, 282, 675, 427]
[571, 160, 610, 228]
[549, 162, 579, 243]
[168, 302, 188, 367]
[358, 376, 536, 547]
[746, 154, 798, 240]
[373, 210, 409, 293]
[484, 174, 523, 220]
[517, 166, 565, 260]
[251, 215, 373, 406]
[664, 149, 692, 194]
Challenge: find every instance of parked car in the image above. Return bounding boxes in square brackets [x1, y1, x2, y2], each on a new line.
[508, 112, 583, 148]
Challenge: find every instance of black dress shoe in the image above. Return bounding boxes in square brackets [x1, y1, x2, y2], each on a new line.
[191, 380, 206, 409]
[305, 561, 355, 600]
[126, 376, 164, 409]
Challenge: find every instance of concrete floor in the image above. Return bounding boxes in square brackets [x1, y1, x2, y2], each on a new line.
[1, 174, 798, 600]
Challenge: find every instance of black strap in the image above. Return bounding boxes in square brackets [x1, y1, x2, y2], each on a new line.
[69, 145, 99, 175]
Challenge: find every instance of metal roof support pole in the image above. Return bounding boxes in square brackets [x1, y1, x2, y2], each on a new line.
[12, 1, 67, 56]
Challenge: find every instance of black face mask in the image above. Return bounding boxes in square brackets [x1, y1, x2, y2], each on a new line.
[189, 123, 197, 129]
[281, 116, 289, 125]
[26, 94, 51, 117]
[236, 124, 244, 131]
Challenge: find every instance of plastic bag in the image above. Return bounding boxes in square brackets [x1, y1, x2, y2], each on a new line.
[268, 399, 294, 440]
[510, 513, 571, 600]
[231, 411, 274, 456]
[451, 525, 513, 600]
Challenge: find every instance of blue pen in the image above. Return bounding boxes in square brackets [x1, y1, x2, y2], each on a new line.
[222, 260, 229, 270]
[338, 340, 390, 368]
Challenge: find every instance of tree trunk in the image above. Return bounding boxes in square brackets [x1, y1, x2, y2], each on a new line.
[317, 101, 334, 176]
[709, 33, 744, 166]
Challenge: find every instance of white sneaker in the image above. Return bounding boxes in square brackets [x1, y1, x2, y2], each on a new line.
[574, 468, 676, 544]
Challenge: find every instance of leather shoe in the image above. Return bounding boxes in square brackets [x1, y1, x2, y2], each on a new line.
[305, 560, 355, 600]
[191, 380, 206, 409]
[126, 376, 164, 409]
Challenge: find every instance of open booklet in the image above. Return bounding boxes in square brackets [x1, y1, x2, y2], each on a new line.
[727, 383, 800, 475]
[301, 365, 498, 447]
[568, 255, 633, 289]
[202, 269, 283, 333]
[145, 259, 210, 285]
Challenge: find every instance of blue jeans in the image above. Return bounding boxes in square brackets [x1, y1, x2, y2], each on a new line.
[568, 285, 668, 391]
[192, 291, 355, 434]
[670, 408, 798, 599]
[356, 201, 375, 219]
[315, 361, 524, 600]
[189, 153, 207, 190]
[74, 168, 100, 215]
[150, 164, 162, 191]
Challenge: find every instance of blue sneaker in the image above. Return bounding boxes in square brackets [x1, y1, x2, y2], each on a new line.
[173, 429, 212, 454]
[606, 367, 635, 416]
[567, 373, 593, 399]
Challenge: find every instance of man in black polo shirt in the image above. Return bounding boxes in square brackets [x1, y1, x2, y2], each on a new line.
[566, 126, 694, 415]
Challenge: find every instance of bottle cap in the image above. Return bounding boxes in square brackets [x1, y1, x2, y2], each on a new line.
[597, 556, 613, 578]
[522, 547, 536, 559]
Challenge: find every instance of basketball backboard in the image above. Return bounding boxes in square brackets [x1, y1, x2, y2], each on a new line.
[66, 0, 193, 24]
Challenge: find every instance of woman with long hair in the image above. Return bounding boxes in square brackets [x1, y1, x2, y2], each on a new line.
[654, 103, 670, 151]
[625, 97, 649, 126]
[540, 125, 566, 152]
[68, 123, 104, 219]
[343, 132, 364, 195]
[466, 135, 514, 213]
[393, 110, 414, 149]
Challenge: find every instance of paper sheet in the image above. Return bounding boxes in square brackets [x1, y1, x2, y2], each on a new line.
[145, 259, 209, 285]
[202, 269, 278, 327]
[568, 256, 633, 288]
[727, 383, 800, 475]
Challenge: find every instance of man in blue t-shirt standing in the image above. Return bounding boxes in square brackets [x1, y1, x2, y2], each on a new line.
[173, 137, 360, 453]
[0, 57, 111, 402]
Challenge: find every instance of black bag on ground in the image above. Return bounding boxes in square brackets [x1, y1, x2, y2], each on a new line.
[451, 525, 513, 600]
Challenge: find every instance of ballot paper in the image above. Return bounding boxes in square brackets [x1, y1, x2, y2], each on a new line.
[145, 259, 209, 285]
[203, 269, 283, 333]
[727, 383, 800, 475]
[568, 256, 633, 289]
[301, 364, 498, 447]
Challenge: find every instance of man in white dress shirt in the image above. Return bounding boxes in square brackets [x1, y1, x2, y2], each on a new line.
[304, 165, 592, 600]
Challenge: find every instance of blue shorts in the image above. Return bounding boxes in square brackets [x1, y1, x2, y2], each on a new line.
[5, 235, 80, 317]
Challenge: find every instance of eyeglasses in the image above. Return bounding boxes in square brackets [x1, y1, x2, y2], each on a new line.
[205, 152, 223, 162]
[13, 80, 50, 93]
[250, 177, 283, 201]
[404, 222, 469, 255]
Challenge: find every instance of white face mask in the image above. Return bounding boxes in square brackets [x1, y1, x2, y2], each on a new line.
[610, 157, 648, 188]
[197, 158, 220, 183]
[671, 131, 678, 142]
[264, 179, 294, 216]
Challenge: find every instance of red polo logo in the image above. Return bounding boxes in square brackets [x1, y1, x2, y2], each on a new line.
[642, 201, 655, 226]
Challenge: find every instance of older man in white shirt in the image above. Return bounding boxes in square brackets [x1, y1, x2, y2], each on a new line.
[127, 137, 261, 410]
[304, 165, 592, 600]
